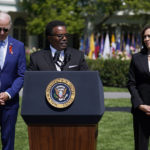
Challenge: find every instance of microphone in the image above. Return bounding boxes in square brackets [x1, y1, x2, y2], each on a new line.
[61, 52, 71, 71]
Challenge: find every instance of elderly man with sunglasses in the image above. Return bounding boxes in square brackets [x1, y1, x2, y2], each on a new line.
[28, 20, 88, 71]
[0, 12, 26, 150]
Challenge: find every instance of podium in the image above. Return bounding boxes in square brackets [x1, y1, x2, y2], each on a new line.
[21, 71, 105, 150]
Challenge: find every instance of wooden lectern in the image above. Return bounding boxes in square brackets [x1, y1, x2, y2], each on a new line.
[21, 71, 105, 150]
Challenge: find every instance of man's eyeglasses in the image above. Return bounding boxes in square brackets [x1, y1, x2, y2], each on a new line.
[0, 28, 9, 33]
[50, 33, 70, 39]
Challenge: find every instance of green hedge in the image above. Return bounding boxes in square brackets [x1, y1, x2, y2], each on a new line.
[86, 58, 131, 88]
[25, 53, 130, 87]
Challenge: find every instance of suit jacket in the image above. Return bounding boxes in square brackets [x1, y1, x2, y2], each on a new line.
[0, 36, 26, 109]
[127, 49, 150, 112]
[28, 47, 88, 71]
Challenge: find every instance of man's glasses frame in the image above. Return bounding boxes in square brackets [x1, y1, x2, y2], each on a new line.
[49, 33, 70, 39]
[0, 28, 9, 33]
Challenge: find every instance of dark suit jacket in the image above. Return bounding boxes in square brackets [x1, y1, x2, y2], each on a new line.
[28, 47, 88, 71]
[0, 36, 26, 109]
[127, 49, 150, 112]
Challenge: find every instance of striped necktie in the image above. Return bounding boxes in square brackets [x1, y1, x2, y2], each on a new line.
[53, 51, 64, 71]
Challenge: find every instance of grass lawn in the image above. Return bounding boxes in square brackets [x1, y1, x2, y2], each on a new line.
[97, 111, 134, 150]
[15, 108, 29, 150]
[97, 98, 134, 150]
[0, 98, 134, 150]
[104, 86, 128, 92]
[104, 98, 131, 107]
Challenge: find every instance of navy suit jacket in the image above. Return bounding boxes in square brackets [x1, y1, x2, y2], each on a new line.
[127, 50, 150, 112]
[0, 36, 26, 109]
[28, 47, 88, 71]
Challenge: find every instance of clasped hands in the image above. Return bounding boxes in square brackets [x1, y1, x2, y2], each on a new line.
[139, 104, 150, 116]
[0, 92, 9, 105]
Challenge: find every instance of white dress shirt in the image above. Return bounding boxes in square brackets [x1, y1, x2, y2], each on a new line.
[0, 37, 8, 69]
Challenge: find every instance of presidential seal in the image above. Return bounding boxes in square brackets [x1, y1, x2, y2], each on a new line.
[46, 78, 75, 108]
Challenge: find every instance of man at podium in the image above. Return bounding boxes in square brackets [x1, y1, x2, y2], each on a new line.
[28, 20, 88, 71]
[23, 21, 105, 150]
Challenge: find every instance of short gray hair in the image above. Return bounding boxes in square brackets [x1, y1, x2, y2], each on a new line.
[0, 12, 12, 28]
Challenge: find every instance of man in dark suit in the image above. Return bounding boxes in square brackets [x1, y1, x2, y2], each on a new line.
[28, 20, 88, 71]
[0, 12, 26, 150]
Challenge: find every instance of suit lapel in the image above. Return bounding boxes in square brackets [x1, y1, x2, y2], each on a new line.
[63, 48, 72, 70]
[140, 53, 149, 73]
[42, 49, 57, 70]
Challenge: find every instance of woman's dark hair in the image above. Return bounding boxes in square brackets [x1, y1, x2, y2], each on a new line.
[141, 24, 150, 53]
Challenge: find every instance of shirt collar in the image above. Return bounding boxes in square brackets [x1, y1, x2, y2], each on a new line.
[4, 37, 8, 44]
[0, 37, 8, 46]
[50, 45, 64, 57]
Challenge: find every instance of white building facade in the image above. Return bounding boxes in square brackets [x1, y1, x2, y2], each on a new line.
[0, 0, 38, 48]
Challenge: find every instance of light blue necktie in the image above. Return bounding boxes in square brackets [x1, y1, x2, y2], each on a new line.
[0, 41, 5, 69]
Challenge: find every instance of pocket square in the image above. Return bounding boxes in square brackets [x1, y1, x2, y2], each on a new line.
[68, 65, 78, 68]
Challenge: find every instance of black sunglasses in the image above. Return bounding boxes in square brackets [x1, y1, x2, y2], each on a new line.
[0, 28, 9, 33]
[50, 33, 70, 39]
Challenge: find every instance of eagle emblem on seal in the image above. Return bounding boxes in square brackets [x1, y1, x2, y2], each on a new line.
[54, 85, 68, 101]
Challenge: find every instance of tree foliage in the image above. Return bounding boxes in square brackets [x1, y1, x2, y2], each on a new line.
[21, 0, 85, 35]
[20, 0, 150, 35]
[21, 0, 125, 35]
[124, 0, 150, 12]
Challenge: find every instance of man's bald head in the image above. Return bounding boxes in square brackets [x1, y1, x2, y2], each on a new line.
[0, 12, 12, 29]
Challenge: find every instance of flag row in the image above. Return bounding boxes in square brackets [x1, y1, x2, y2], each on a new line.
[79, 32, 142, 59]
